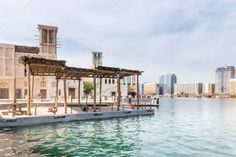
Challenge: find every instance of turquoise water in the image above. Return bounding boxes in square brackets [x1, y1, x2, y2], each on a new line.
[1, 98, 236, 157]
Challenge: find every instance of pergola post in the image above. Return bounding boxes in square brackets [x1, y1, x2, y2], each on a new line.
[31, 75, 34, 108]
[54, 79, 59, 107]
[99, 77, 102, 112]
[13, 73, 16, 104]
[117, 74, 121, 111]
[78, 79, 81, 109]
[136, 74, 140, 110]
[93, 76, 96, 112]
[27, 65, 31, 115]
[63, 77, 67, 114]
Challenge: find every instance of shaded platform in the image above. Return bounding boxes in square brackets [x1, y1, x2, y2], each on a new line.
[0, 107, 154, 128]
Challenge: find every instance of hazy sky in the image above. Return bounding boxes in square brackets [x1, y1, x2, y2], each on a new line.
[0, 0, 236, 83]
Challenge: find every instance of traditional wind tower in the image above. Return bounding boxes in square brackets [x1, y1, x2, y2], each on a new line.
[92, 52, 102, 69]
[38, 24, 58, 59]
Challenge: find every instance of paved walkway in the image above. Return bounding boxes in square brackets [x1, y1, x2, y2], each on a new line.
[0, 104, 150, 119]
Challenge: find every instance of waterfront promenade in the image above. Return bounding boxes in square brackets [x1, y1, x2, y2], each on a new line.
[0, 99, 155, 127]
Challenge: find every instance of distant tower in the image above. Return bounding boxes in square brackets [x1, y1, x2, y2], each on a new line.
[215, 66, 235, 94]
[159, 73, 177, 95]
[38, 24, 58, 59]
[92, 52, 102, 69]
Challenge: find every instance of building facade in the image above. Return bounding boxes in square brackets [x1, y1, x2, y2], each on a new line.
[143, 83, 159, 96]
[159, 73, 177, 96]
[202, 83, 215, 97]
[0, 25, 140, 102]
[89, 52, 129, 99]
[174, 83, 203, 96]
[0, 25, 59, 101]
[230, 79, 236, 96]
[215, 66, 235, 94]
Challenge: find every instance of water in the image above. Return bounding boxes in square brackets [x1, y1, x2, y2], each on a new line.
[1, 98, 236, 157]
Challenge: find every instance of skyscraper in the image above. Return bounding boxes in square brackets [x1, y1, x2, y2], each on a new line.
[215, 66, 235, 94]
[159, 73, 177, 95]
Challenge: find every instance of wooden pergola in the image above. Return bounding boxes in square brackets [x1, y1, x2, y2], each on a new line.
[20, 56, 143, 115]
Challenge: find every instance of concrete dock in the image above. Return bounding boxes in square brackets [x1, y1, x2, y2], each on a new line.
[0, 106, 154, 128]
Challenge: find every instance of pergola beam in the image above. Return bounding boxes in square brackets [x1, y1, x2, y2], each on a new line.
[20, 56, 143, 114]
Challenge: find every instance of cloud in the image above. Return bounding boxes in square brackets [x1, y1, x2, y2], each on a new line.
[0, 0, 236, 83]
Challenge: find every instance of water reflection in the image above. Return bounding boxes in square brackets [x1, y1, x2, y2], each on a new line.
[0, 117, 144, 157]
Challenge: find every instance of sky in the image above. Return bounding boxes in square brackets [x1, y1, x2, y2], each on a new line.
[0, 0, 236, 83]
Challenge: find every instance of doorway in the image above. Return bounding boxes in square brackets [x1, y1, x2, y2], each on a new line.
[16, 89, 22, 99]
[0, 88, 9, 99]
[40, 89, 47, 99]
[69, 88, 75, 99]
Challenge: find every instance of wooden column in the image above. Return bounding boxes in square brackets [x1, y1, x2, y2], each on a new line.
[78, 79, 81, 108]
[136, 74, 140, 110]
[93, 76, 96, 112]
[13, 53, 16, 104]
[27, 65, 31, 115]
[63, 77, 67, 114]
[117, 74, 121, 111]
[99, 77, 102, 112]
[54, 79, 59, 107]
[13, 74, 16, 104]
[31, 75, 35, 108]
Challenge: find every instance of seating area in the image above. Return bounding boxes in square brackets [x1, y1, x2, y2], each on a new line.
[7, 103, 27, 116]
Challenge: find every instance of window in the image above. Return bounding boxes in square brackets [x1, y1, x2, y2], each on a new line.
[42, 29, 47, 43]
[0, 88, 9, 99]
[24, 89, 27, 96]
[105, 79, 107, 84]
[109, 79, 111, 84]
[112, 79, 115, 84]
[49, 30, 54, 44]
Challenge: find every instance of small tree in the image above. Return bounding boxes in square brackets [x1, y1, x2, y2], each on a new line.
[83, 82, 93, 105]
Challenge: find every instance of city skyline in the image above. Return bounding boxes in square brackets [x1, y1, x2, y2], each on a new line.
[0, 0, 236, 83]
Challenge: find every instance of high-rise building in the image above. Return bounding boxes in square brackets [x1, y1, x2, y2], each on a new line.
[215, 66, 235, 94]
[159, 73, 177, 95]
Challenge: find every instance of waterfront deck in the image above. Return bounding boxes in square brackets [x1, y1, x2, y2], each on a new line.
[0, 105, 154, 128]
[0, 56, 155, 128]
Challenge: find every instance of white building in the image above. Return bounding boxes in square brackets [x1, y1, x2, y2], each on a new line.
[174, 83, 203, 96]
[202, 83, 215, 97]
[230, 79, 236, 96]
